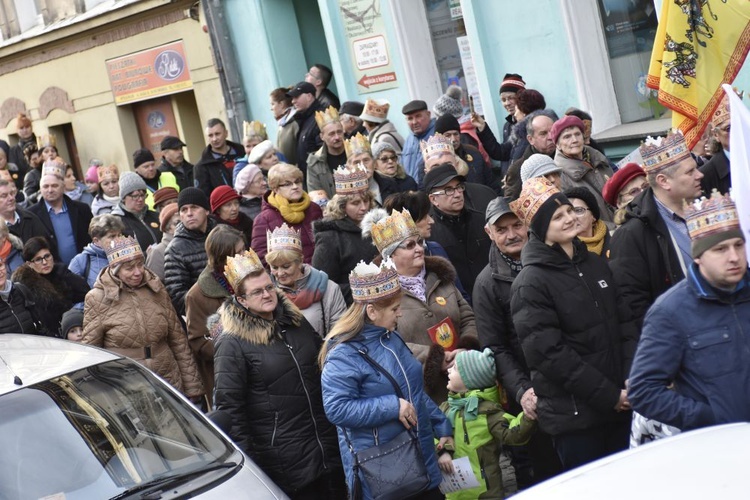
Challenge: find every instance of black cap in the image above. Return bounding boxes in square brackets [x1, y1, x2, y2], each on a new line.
[423, 163, 465, 193]
[435, 113, 460, 134]
[287, 81, 316, 98]
[485, 197, 514, 225]
[402, 100, 428, 115]
[132, 148, 155, 168]
[160, 136, 186, 151]
[178, 187, 210, 211]
[339, 101, 365, 116]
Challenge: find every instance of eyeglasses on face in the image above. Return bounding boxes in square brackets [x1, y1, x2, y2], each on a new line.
[127, 191, 147, 200]
[278, 180, 303, 188]
[431, 183, 466, 197]
[397, 237, 425, 250]
[32, 252, 53, 265]
[242, 284, 275, 299]
[379, 155, 398, 163]
[572, 206, 590, 216]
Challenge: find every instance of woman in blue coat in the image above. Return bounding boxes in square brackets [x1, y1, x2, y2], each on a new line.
[319, 261, 453, 499]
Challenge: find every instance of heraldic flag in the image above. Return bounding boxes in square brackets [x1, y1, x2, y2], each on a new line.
[648, 0, 750, 149]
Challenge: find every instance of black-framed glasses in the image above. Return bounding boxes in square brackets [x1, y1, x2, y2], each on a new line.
[32, 252, 53, 265]
[431, 183, 466, 197]
[379, 155, 398, 163]
[278, 180, 303, 188]
[242, 284, 275, 299]
[572, 206, 590, 216]
[127, 191, 147, 200]
[397, 237, 425, 250]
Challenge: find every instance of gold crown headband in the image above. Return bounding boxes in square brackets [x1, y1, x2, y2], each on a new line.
[243, 120, 268, 140]
[370, 208, 420, 255]
[267, 223, 303, 254]
[334, 164, 370, 195]
[639, 130, 691, 174]
[510, 176, 561, 227]
[315, 106, 340, 130]
[224, 249, 264, 290]
[685, 190, 741, 241]
[349, 261, 401, 303]
[344, 132, 371, 157]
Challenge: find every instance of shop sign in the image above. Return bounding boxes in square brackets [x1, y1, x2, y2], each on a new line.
[106, 40, 193, 105]
[339, 0, 399, 94]
[448, 0, 463, 19]
[456, 36, 484, 116]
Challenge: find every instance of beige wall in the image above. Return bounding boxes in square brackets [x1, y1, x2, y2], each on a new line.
[0, 13, 224, 172]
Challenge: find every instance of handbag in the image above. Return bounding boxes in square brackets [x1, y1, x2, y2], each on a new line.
[344, 346, 431, 500]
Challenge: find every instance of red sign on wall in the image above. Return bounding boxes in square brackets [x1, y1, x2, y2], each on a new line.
[106, 40, 193, 106]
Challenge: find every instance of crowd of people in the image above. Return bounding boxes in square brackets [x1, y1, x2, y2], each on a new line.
[1, 64, 748, 500]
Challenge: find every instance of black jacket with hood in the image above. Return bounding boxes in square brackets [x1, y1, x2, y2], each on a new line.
[213, 293, 342, 495]
[510, 236, 636, 436]
[193, 141, 244, 197]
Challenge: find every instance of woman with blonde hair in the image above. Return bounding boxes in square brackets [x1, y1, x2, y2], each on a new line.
[312, 165, 378, 303]
[250, 163, 322, 264]
[267, 223, 345, 337]
[320, 261, 453, 499]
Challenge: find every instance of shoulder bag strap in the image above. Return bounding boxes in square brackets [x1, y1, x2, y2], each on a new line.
[355, 344, 406, 400]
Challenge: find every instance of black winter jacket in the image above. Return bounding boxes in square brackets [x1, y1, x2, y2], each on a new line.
[8, 207, 52, 245]
[428, 205, 490, 296]
[213, 293, 342, 495]
[164, 219, 216, 316]
[608, 188, 684, 331]
[474, 244, 530, 404]
[193, 141, 244, 197]
[111, 204, 162, 254]
[294, 102, 324, 175]
[457, 143, 499, 194]
[510, 236, 636, 436]
[210, 213, 254, 244]
[11, 264, 89, 337]
[0, 282, 42, 335]
[28, 195, 93, 260]
[158, 156, 195, 192]
[699, 151, 730, 195]
[311, 217, 378, 304]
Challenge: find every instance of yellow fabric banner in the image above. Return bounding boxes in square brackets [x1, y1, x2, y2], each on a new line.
[648, 0, 750, 148]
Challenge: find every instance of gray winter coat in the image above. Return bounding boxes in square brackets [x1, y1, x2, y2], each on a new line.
[556, 146, 615, 223]
[368, 120, 404, 154]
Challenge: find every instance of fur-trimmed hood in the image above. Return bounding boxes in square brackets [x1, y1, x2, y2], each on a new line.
[12, 263, 70, 307]
[218, 291, 305, 346]
[424, 255, 457, 285]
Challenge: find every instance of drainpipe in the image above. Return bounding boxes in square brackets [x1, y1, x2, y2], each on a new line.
[201, 0, 247, 141]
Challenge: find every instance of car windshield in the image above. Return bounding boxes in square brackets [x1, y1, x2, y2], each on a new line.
[0, 358, 235, 500]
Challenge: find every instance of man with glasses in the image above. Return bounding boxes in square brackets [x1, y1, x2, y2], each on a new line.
[287, 82, 324, 177]
[28, 159, 92, 265]
[424, 163, 490, 296]
[111, 172, 162, 256]
[304, 63, 340, 110]
[165, 187, 217, 316]
[0, 179, 50, 244]
[700, 94, 733, 195]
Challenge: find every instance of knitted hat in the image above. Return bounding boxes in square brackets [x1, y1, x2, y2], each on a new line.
[235, 164, 263, 193]
[371, 141, 397, 160]
[210, 185, 241, 213]
[159, 202, 179, 232]
[499, 73, 525, 94]
[520, 154, 562, 183]
[564, 187, 601, 221]
[118, 171, 148, 199]
[248, 140, 275, 164]
[85, 165, 99, 183]
[686, 190, 744, 258]
[178, 187, 210, 211]
[550, 115, 585, 144]
[153, 187, 179, 208]
[455, 348, 497, 390]
[602, 163, 646, 207]
[60, 308, 83, 339]
[435, 113, 461, 134]
[511, 177, 571, 240]
[132, 148, 155, 169]
[433, 85, 463, 119]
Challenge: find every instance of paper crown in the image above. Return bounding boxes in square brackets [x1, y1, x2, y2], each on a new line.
[510, 176, 561, 227]
[420, 133, 454, 162]
[711, 88, 744, 127]
[224, 249, 264, 290]
[344, 132, 371, 157]
[97, 164, 119, 182]
[243, 120, 268, 140]
[37, 134, 56, 149]
[349, 260, 401, 303]
[106, 236, 142, 267]
[639, 130, 691, 174]
[685, 190, 741, 241]
[370, 209, 420, 255]
[315, 106, 340, 130]
[267, 223, 303, 254]
[334, 164, 370, 195]
[41, 160, 65, 179]
[361, 99, 390, 122]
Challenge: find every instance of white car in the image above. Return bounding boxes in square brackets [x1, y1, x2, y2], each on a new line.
[513, 423, 750, 499]
[0, 334, 289, 500]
